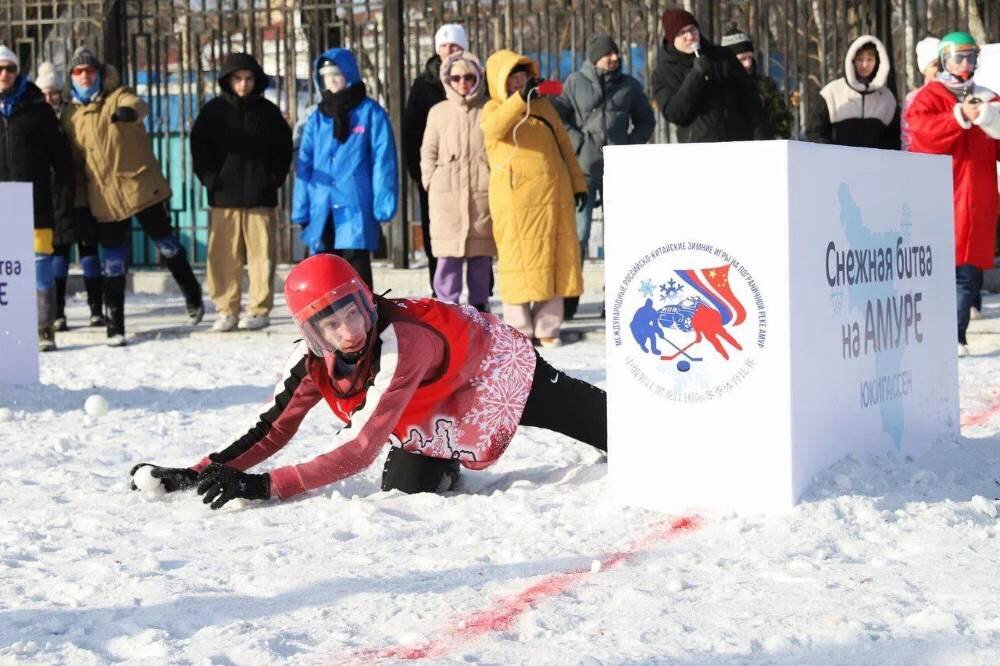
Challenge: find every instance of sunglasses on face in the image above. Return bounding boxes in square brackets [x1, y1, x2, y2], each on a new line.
[0, 65, 17, 74]
[71, 66, 97, 76]
[449, 74, 476, 84]
[951, 52, 978, 65]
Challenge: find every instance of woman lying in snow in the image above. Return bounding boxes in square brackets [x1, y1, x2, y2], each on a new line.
[130, 254, 606, 508]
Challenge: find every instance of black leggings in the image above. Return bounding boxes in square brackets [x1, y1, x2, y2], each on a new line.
[519, 351, 607, 451]
[317, 220, 374, 290]
[97, 202, 176, 249]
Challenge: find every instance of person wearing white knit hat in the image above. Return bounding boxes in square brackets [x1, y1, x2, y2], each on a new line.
[0, 45, 18, 99]
[32, 60, 105, 333]
[0, 44, 75, 352]
[435, 23, 469, 53]
[916, 37, 942, 82]
[404, 24, 469, 296]
[901, 36, 940, 150]
[34, 61, 62, 109]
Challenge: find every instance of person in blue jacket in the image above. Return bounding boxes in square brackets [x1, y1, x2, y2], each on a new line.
[292, 48, 398, 289]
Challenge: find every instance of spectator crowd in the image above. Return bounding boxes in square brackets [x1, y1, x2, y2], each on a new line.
[0, 7, 996, 357]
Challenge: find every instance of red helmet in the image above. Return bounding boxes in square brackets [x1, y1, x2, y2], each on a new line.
[284, 255, 376, 356]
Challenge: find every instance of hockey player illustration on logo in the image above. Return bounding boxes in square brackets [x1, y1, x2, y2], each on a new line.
[630, 264, 747, 371]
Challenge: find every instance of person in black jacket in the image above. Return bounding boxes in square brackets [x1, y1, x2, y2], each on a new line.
[0, 47, 74, 351]
[35, 62, 106, 332]
[806, 35, 900, 150]
[190, 53, 293, 332]
[651, 9, 769, 143]
[402, 24, 468, 295]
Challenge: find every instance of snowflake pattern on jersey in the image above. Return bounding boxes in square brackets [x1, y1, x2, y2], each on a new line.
[454, 306, 536, 468]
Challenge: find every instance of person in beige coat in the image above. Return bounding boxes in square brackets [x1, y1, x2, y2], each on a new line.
[62, 47, 203, 346]
[420, 52, 496, 311]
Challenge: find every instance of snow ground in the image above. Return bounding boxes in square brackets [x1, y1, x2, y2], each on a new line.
[1, 293, 1000, 665]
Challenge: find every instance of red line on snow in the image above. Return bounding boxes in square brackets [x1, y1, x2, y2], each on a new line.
[348, 515, 702, 663]
[961, 399, 1000, 429]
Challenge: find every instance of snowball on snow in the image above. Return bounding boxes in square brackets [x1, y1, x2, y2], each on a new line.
[84, 394, 109, 417]
[132, 466, 166, 498]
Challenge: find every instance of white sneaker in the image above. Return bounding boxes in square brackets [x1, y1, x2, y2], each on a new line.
[958, 343, 971, 357]
[970, 307, 982, 320]
[238, 314, 270, 331]
[106, 334, 127, 348]
[212, 314, 239, 332]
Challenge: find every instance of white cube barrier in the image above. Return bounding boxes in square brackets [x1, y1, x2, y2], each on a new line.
[604, 141, 959, 514]
[0, 183, 39, 385]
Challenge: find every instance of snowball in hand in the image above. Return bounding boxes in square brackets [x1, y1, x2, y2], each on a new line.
[84, 394, 109, 417]
[133, 466, 167, 498]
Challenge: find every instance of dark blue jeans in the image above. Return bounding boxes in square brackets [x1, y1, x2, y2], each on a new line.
[956, 264, 983, 344]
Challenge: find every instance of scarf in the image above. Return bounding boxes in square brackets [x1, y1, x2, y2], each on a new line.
[71, 73, 102, 105]
[319, 81, 367, 142]
[0, 76, 28, 118]
[937, 71, 975, 99]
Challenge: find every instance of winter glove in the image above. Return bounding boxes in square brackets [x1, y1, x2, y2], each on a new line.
[692, 54, 713, 80]
[196, 463, 271, 510]
[520, 77, 543, 100]
[110, 107, 139, 123]
[129, 463, 198, 493]
[574, 192, 588, 212]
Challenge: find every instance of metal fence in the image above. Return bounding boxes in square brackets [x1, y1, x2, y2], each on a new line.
[3, 0, 999, 266]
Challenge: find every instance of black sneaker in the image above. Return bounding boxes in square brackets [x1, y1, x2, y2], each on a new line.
[187, 301, 205, 325]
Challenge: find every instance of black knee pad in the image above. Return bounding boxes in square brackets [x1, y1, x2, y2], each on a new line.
[381, 447, 459, 494]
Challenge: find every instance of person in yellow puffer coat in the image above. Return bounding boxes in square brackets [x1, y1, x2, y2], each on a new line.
[481, 50, 587, 347]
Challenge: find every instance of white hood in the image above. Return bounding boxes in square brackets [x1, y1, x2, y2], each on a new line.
[844, 35, 890, 92]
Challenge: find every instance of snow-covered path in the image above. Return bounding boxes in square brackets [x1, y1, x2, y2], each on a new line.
[1, 296, 999, 665]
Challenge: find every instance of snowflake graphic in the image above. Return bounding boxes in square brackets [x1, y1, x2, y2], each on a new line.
[457, 322, 534, 458]
[659, 278, 684, 302]
[639, 278, 656, 298]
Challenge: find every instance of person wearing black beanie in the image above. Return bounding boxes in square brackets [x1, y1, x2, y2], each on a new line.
[190, 52, 293, 333]
[722, 25, 792, 139]
[552, 33, 654, 319]
[651, 9, 770, 142]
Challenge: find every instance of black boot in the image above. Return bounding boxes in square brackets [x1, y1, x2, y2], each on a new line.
[84, 277, 106, 326]
[104, 274, 127, 347]
[163, 249, 204, 325]
[564, 295, 580, 321]
[37, 288, 57, 352]
[381, 447, 460, 494]
[53, 277, 68, 331]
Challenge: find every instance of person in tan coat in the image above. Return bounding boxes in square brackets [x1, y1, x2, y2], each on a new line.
[420, 52, 496, 311]
[481, 50, 586, 347]
[62, 47, 203, 346]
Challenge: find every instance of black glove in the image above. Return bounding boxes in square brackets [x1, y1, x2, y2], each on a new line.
[574, 192, 588, 212]
[196, 463, 271, 510]
[692, 54, 713, 80]
[520, 77, 543, 100]
[111, 107, 139, 123]
[129, 463, 198, 493]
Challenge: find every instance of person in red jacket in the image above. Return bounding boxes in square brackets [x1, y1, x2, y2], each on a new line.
[129, 254, 607, 508]
[905, 31, 1000, 357]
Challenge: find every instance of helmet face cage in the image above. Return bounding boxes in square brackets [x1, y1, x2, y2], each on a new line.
[292, 282, 375, 356]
